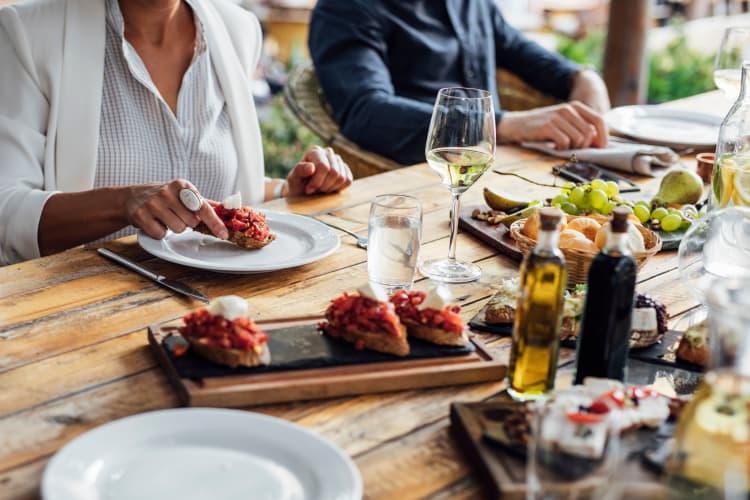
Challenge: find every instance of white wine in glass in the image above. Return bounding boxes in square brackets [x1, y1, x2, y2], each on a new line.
[420, 87, 496, 283]
[426, 147, 494, 193]
[714, 27, 750, 99]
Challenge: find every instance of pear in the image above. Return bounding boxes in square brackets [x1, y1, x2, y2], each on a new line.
[483, 187, 530, 212]
[651, 168, 704, 207]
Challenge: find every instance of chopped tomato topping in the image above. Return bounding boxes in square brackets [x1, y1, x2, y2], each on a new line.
[598, 389, 626, 408]
[172, 343, 188, 357]
[588, 400, 611, 415]
[390, 290, 463, 335]
[319, 292, 404, 341]
[566, 412, 605, 424]
[213, 204, 270, 241]
[180, 308, 268, 352]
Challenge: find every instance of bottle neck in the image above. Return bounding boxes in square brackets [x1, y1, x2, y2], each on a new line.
[535, 228, 560, 253]
[604, 230, 630, 255]
[740, 63, 750, 102]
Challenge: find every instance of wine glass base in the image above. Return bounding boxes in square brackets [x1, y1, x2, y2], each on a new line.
[419, 258, 481, 283]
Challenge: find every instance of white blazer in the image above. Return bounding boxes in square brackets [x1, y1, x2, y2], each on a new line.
[0, 0, 265, 265]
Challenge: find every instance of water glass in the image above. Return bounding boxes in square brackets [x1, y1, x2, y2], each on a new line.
[527, 389, 621, 500]
[367, 195, 422, 294]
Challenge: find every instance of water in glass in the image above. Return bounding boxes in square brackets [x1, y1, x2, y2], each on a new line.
[367, 195, 422, 293]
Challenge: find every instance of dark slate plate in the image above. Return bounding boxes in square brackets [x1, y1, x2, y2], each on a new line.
[163, 322, 475, 379]
[469, 304, 577, 349]
[628, 330, 705, 373]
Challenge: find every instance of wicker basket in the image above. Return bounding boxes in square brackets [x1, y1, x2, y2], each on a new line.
[509, 214, 662, 287]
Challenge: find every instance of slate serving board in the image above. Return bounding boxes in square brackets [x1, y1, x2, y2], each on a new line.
[162, 322, 475, 379]
[149, 316, 507, 407]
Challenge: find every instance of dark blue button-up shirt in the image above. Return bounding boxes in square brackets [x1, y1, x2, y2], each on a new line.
[309, 0, 580, 165]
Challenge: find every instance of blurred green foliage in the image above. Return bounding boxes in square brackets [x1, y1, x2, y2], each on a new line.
[260, 94, 320, 179]
[557, 27, 716, 103]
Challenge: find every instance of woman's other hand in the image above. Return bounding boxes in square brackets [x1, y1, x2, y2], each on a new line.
[124, 179, 227, 240]
[285, 146, 353, 196]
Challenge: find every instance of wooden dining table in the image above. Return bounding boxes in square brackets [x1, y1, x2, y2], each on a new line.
[0, 91, 728, 499]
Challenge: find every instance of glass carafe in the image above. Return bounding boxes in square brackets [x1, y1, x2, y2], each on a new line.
[664, 278, 750, 499]
[712, 62, 750, 209]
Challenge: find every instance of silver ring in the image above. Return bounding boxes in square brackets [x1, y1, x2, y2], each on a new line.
[179, 188, 202, 212]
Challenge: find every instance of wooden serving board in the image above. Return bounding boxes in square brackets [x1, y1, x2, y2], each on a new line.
[459, 204, 523, 261]
[450, 392, 669, 499]
[149, 317, 506, 408]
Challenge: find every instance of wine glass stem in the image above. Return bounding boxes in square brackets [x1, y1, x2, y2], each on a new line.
[448, 191, 461, 262]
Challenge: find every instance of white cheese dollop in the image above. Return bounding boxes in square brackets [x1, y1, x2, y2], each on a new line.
[358, 282, 388, 303]
[222, 192, 243, 210]
[418, 286, 453, 311]
[208, 295, 248, 320]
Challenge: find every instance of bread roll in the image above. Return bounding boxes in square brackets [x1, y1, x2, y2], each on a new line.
[521, 212, 540, 240]
[559, 230, 599, 253]
[595, 223, 645, 253]
[566, 217, 601, 242]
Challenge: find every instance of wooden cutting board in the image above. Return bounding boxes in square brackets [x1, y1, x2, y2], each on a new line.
[450, 392, 669, 499]
[458, 204, 523, 261]
[149, 316, 506, 407]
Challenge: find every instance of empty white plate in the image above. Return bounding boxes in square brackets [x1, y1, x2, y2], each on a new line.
[605, 105, 722, 149]
[42, 408, 362, 500]
[137, 211, 340, 274]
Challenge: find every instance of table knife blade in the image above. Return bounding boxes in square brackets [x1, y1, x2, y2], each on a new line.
[97, 248, 209, 303]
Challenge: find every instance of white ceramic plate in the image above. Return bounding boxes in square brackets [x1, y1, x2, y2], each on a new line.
[137, 211, 340, 274]
[605, 105, 722, 149]
[42, 408, 362, 500]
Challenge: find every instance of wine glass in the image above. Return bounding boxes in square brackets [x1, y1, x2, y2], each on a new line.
[420, 88, 496, 283]
[714, 27, 750, 99]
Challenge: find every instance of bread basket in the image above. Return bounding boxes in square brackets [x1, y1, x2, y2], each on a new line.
[509, 214, 662, 287]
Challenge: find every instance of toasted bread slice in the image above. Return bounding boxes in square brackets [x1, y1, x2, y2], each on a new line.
[194, 223, 276, 249]
[188, 338, 271, 368]
[335, 323, 410, 357]
[675, 336, 709, 366]
[485, 303, 514, 324]
[403, 320, 469, 347]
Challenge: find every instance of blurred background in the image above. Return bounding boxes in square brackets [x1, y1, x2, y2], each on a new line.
[243, 0, 744, 178]
[0, 0, 740, 177]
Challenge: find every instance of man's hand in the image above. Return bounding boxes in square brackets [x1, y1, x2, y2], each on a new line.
[124, 179, 227, 240]
[570, 68, 611, 114]
[497, 101, 609, 150]
[285, 146, 353, 196]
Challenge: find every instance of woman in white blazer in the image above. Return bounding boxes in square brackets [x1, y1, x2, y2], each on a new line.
[0, 0, 351, 265]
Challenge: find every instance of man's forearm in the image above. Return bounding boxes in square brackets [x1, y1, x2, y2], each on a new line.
[38, 187, 129, 256]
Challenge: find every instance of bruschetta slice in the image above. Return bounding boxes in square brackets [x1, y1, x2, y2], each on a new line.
[194, 193, 275, 249]
[180, 295, 270, 368]
[320, 284, 409, 357]
[390, 286, 469, 347]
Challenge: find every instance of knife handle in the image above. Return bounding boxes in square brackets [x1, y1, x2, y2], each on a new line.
[97, 248, 163, 281]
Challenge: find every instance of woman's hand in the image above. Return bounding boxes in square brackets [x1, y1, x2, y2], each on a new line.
[124, 179, 227, 240]
[285, 146, 353, 196]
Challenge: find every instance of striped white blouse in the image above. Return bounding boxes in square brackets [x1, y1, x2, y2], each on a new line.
[95, 0, 238, 240]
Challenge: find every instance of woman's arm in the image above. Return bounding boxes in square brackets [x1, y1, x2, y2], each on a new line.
[263, 146, 352, 200]
[37, 180, 228, 256]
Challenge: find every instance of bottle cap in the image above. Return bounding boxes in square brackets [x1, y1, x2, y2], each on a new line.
[538, 207, 563, 231]
[611, 207, 631, 233]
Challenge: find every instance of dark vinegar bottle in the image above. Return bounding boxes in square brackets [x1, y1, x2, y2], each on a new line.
[574, 207, 637, 384]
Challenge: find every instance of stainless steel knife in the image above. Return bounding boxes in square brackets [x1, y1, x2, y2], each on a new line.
[97, 248, 209, 303]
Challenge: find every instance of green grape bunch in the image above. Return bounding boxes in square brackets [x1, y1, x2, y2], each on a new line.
[549, 179, 704, 233]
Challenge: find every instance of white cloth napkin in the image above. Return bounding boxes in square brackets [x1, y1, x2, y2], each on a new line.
[521, 140, 679, 177]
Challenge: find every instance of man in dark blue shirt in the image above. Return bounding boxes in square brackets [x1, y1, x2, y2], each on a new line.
[309, 0, 610, 166]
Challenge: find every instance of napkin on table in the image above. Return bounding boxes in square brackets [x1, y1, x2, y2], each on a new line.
[521, 140, 680, 177]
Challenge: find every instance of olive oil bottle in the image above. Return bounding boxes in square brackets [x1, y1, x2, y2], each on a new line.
[507, 208, 567, 401]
